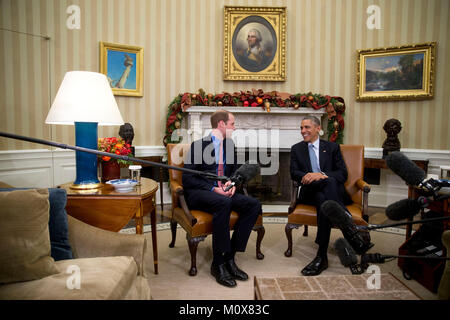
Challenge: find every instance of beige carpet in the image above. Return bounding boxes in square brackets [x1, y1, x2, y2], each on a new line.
[140, 220, 438, 300]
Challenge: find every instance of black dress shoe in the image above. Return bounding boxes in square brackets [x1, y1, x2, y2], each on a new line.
[211, 263, 237, 287]
[225, 259, 249, 281]
[301, 256, 328, 276]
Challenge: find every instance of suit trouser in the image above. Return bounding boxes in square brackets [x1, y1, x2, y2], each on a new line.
[185, 190, 261, 256]
[300, 177, 347, 249]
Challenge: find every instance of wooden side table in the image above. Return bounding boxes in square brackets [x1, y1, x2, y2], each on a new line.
[136, 156, 165, 211]
[58, 178, 160, 274]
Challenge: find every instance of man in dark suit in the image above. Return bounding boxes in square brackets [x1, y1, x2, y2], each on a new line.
[290, 115, 351, 276]
[182, 110, 262, 287]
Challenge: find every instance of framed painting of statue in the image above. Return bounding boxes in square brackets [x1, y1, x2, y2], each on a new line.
[356, 42, 436, 101]
[223, 6, 287, 81]
[100, 42, 143, 97]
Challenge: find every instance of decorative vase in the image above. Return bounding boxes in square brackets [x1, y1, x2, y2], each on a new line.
[101, 160, 121, 182]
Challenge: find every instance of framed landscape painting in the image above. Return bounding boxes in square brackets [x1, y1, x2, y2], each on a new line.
[223, 6, 286, 81]
[100, 42, 143, 97]
[356, 42, 436, 101]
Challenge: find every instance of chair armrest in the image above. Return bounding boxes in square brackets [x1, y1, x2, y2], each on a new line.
[288, 181, 300, 214]
[67, 215, 147, 277]
[356, 178, 371, 193]
[355, 179, 371, 222]
[170, 180, 183, 194]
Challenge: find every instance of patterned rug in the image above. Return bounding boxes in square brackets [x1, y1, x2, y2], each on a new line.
[255, 273, 420, 300]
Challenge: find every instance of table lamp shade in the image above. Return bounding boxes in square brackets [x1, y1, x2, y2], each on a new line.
[45, 71, 124, 125]
[46, 71, 124, 189]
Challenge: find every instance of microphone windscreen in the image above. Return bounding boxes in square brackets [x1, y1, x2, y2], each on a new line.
[236, 162, 260, 182]
[385, 198, 422, 221]
[334, 238, 358, 267]
[385, 151, 425, 186]
[321, 200, 352, 229]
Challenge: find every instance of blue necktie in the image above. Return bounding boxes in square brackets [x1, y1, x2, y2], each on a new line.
[308, 144, 320, 173]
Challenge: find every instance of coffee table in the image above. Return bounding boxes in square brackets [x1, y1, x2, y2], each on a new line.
[58, 177, 159, 274]
[254, 273, 420, 300]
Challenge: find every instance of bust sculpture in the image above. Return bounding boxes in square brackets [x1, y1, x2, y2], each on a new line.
[382, 118, 402, 158]
[118, 123, 135, 145]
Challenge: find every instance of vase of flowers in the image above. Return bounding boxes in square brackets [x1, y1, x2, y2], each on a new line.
[98, 137, 133, 182]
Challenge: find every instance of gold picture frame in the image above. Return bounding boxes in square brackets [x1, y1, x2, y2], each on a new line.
[100, 42, 143, 97]
[356, 42, 436, 101]
[223, 6, 286, 81]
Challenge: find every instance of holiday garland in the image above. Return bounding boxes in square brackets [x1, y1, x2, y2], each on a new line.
[164, 89, 345, 145]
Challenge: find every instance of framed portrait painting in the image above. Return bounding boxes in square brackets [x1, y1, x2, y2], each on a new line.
[223, 6, 287, 81]
[100, 42, 143, 97]
[356, 42, 436, 101]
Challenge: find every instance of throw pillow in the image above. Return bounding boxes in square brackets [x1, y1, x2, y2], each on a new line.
[0, 187, 74, 261]
[0, 189, 59, 284]
[48, 188, 74, 261]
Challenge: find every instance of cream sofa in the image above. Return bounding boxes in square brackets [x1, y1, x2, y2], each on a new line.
[0, 187, 151, 300]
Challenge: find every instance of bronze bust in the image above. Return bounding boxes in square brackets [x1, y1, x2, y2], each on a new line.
[119, 123, 134, 145]
[382, 118, 402, 158]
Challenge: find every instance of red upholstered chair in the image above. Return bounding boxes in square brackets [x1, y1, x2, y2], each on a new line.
[284, 144, 371, 257]
[166, 143, 265, 276]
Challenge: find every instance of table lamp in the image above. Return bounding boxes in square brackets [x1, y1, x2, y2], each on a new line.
[45, 71, 124, 189]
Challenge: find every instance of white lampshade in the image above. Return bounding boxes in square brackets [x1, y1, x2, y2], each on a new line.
[45, 71, 124, 126]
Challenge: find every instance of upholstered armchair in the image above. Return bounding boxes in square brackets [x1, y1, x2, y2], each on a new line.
[284, 145, 371, 257]
[166, 143, 265, 276]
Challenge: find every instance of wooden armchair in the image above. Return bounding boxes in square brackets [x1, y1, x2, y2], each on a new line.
[166, 143, 265, 276]
[285, 145, 371, 257]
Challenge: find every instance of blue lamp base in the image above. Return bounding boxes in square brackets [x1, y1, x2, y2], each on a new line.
[70, 122, 102, 190]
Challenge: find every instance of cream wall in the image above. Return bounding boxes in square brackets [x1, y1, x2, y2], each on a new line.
[1, 0, 449, 151]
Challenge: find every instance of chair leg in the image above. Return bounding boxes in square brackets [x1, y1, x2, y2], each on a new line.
[253, 225, 265, 260]
[284, 223, 299, 257]
[168, 220, 177, 248]
[303, 225, 308, 237]
[186, 234, 206, 276]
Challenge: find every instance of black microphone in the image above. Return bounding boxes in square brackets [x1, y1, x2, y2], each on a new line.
[385, 151, 447, 195]
[360, 252, 450, 268]
[334, 238, 364, 274]
[321, 200, 374, 254]
[223, 162, 260, 192]
[385, 151, 425, 186]
[360, 253, 395, 269]
[385, 196, 430, 221]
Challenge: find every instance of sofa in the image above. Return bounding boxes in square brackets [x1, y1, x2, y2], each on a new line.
[0, 183, 151, 300]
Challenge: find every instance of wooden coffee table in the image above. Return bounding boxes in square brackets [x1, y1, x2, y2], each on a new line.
[254, 273, 420, 300]
[58, 177, 159, 274]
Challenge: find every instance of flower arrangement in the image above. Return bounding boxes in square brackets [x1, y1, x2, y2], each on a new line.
[164, 89, 346, 145]
[98, 137, 133, 165]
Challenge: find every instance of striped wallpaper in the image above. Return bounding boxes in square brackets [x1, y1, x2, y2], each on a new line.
[0, 0, 449, 151]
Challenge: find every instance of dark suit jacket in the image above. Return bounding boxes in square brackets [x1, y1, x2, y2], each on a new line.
[290, 139, 350, 203]
[182, 134, 238, 192]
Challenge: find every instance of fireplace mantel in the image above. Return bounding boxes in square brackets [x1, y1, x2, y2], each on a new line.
[185, 106, 326, 150]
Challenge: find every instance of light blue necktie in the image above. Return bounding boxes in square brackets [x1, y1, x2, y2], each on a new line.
[308, 144, 320, 173]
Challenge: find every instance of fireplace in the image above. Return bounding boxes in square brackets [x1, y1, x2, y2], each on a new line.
[182, 106, 326, 204]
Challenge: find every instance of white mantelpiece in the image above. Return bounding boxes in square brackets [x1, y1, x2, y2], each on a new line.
[184, 106, 326, 150]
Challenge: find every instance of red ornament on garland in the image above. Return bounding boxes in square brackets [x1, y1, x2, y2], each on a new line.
[243, 101, 249, 107]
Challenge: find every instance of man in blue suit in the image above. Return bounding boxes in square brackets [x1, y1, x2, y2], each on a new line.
[290, 115, 351, 276]
[182, 110, 261, 287]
